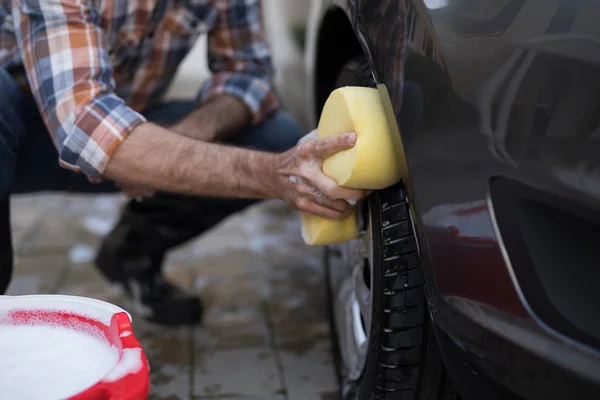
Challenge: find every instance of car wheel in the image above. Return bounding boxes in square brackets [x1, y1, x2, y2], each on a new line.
[324, 56, 458, 400]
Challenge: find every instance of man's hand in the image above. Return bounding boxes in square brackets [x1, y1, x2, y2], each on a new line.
[272, 131, 365, 219]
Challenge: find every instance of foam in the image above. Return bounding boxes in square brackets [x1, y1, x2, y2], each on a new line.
[68, 243, 95, 264]
[0, 325, 120, 400]
[81, 215, 116, 236]
[102, 348, 144, 382]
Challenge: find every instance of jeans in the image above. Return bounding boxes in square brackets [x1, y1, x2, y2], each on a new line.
[0, 67, 304, 287]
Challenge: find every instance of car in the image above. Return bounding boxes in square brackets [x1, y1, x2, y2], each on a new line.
[304, 0, 600, 399]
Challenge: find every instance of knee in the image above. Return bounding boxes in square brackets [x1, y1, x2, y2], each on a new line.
[270, 110, 305, 144]
[241, 110, 305, 153]
[0, 69, 26, 196]
[0, 69, 25, 125]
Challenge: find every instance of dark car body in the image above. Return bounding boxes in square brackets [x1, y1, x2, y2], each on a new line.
[305, 0, 600, 398]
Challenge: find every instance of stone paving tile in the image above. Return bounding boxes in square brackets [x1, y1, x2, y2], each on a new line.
[149, 373, 191, 400]
[9, 206, 42, 232]
[10, 193, 62, 222]
[266, 258, 332, 346]
[193, 347, 283, 398]
[5, 254, 69, 295]
[17, 193, 124, 255]
[134, 257, 195, 400]
[56, 261, 126, 305]
[195, 396, 284, 400]
[197, 275, 271, 349]
[10, 229, 30, 252]
[183, 250, 258, 282]
[18, 212, 103, 255]
[10, 195, 61, 252]
[135, 319, 193, 400]
[278, 340, 340, 400]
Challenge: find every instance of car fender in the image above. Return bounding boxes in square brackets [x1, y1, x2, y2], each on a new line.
[305, 0, 352, 126]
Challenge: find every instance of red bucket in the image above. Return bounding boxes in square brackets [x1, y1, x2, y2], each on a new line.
[0, 295, 150, 400]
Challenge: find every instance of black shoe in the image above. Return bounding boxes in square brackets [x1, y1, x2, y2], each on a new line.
[95, 241, 202, 326]
[0, 197, 13, 295]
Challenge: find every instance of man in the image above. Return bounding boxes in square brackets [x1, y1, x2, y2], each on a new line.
[0, 1, 363, 325]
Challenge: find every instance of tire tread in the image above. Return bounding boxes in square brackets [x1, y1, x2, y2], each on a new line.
[326, 55, 458, 400]
[371, 185, 427, 399]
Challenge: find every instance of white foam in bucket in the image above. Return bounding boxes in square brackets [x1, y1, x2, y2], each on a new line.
[0, 295, 147, 400]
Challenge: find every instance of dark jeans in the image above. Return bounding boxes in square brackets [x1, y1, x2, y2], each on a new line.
[0, 67, 304, 291]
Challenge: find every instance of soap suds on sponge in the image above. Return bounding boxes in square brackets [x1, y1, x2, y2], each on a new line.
[0, 325, 119, 400]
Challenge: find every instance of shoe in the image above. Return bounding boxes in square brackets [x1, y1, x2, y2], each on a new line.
[0, 197, 13, 295]
[95, 241, 202, 326]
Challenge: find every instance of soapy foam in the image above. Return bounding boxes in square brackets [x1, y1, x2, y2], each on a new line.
[102, 348, 144, 382]
[81, 215, 116, 236]
[68, 243, 95, 264]
[0, 325, 120, 400]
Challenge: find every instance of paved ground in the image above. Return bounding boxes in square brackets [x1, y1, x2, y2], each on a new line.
[8, 194, 340, 399]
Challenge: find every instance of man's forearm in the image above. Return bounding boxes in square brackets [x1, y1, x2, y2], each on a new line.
[104, 123, 278, 199]
[171, 95, 252, 142]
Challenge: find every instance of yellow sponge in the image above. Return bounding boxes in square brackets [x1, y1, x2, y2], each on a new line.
[300, 86, 404, 246]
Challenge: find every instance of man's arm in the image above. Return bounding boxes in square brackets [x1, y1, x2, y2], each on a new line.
[15, 0, 146, 182]
[170, 95, 251, 142]
[181, 0, 278, 141]
[105, 123, 364, 219]
[104, 122, 277, 199]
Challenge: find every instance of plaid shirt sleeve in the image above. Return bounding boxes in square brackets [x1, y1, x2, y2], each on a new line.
[199, 0, 279, 125]
[14, 0, 146, 181]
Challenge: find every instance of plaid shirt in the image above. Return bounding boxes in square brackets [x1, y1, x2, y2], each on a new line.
[0, 0, 278, 181]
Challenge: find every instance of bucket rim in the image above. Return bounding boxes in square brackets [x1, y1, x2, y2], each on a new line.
[0, 294, 132, 325]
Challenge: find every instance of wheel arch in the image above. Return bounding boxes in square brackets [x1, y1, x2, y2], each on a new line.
[308, 1, 456, 133]
[309, 6, 363, 124]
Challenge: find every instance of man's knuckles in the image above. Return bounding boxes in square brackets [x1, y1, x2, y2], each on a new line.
[297, 140, 316, 158]
[299, 134, 354, 159]
[294, 196, 311, 211]
[296, 167, 365, 203]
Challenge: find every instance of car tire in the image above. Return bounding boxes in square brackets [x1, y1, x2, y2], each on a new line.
[324, 56, 458, 400]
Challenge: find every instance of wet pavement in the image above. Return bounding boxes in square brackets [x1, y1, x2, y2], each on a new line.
[8, 194, 340, 399]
